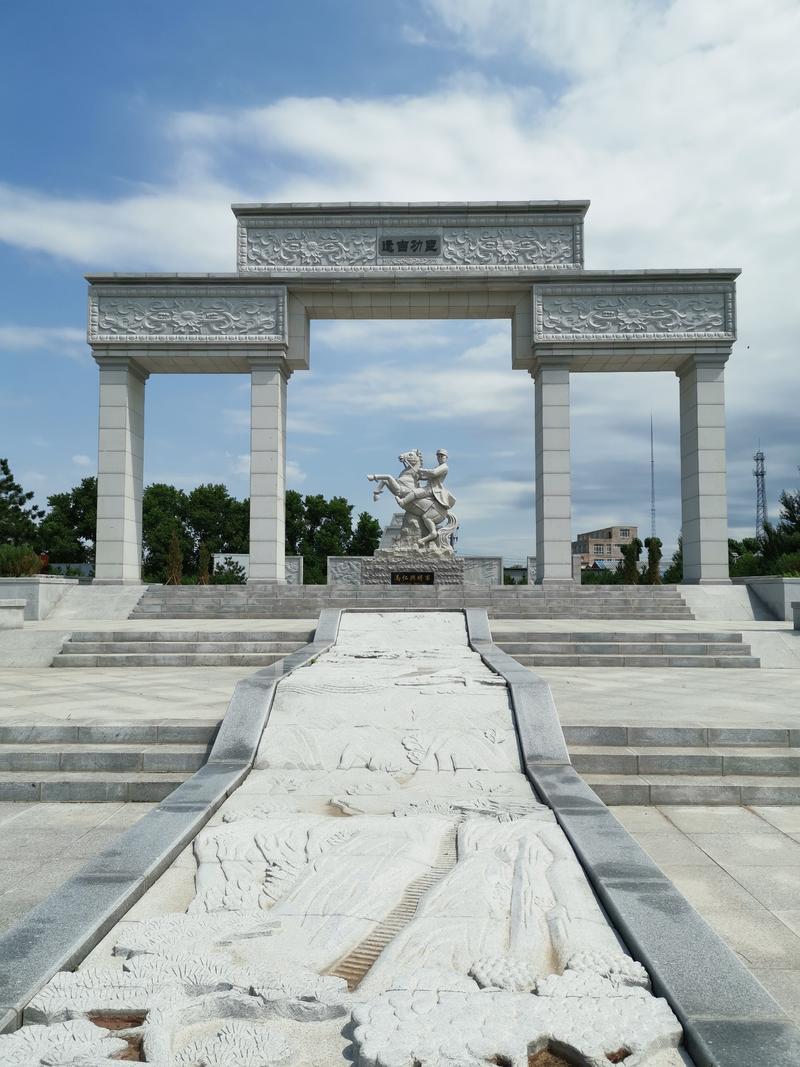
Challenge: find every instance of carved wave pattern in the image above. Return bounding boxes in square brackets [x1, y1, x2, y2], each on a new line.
[246, 229, 376, 267]
[95, 297, 280, 340]
[442, 227, 575, 266]
[540, 294, 728, 338]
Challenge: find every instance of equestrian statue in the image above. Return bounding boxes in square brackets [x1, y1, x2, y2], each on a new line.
[368, 448, 458, 556]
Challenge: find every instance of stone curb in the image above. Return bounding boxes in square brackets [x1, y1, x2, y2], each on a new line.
[465, 608, 800, 1067]
[0, 607, 342, 1034]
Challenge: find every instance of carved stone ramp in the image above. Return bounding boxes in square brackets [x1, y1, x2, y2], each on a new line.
[465, 607, 800, 1067]
[327, 826, 458, 990]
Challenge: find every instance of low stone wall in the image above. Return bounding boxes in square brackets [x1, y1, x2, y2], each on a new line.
[793, 601, 800, 631]
[211, 554, 303, 583]
[0, 577, 78, 621]
[0, 600, 25, 630]
[733, 576, 800, 621]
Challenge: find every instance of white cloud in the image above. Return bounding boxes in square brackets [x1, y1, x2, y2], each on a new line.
[0, 325, 88, 363]
[286, 460, 307, 486]
[71, 454, 92, 468]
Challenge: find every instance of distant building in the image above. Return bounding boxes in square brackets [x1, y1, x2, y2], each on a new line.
[572, 525, 638, 569]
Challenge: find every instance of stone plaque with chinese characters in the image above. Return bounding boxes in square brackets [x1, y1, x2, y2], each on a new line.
[379, 236, 441, 257]
[391, 570, 435, 585]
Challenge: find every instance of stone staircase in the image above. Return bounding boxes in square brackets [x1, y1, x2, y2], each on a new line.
[52, 629, 314, 667]
[565, 725, 800, 805]
[495, 630, 759, 668]
[130, 583, 694, 620]
[0, 720, 217, 802]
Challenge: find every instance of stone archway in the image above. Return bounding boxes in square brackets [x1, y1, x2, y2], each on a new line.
[87, 201, 737, 585]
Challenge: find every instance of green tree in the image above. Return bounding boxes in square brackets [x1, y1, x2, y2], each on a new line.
[37, 476, 97, 563]
[618, 538, 643, 584]
[185, 483, 249, 569]
[0, 458, 44, 545]
[663, 537, 683, 584]
[197, 543, 211, 585]
[164, 526, 183, 584]
[350, 511, 382, 557]
[283, 493, 381, 584]
[285, 490, 304, 555]
[142, 484, 190, 580]
[644, 537, 662, 585]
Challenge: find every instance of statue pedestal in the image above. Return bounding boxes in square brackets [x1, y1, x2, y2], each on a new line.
[361, 556, 464, 585]
[327, 556, 502, 586]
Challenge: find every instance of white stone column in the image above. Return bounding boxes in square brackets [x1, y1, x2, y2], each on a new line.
[93, 356, 148, 584]
[532, 359, 572, 583]
[248, 355, 290, 583]
[677, 354, 731, 583]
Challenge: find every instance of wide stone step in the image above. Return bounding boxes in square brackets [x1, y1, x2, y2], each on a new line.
[52, 652, 289, 667]
[498, 641, 749, 656]
[563, 725, 800, 747]
[583, 773, 800, 806]
[501, 653, 759, 667]
[497, 631, 742, 644]
[0, 742, 208, 772]
[0, 770, 191, 802]
[59, 640, 304, 655]
[571, 745, 800, 776]
[0, 720, 219, 745]
[68, 629, 313, 643]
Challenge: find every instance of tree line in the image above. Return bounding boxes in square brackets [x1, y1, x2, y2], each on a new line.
[0, 458, 381, 583]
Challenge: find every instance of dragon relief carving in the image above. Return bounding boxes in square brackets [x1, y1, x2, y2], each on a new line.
[537, 291, 732, 340]
[91, 291, 285, 343]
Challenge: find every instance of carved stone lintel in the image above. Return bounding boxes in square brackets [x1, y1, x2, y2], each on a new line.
[88, 286, 287, 345]
[533, 283, 736, 343]
[238, 218, 582, 272]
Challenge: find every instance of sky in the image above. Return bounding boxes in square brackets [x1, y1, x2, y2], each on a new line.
[1, 0, 798, 565]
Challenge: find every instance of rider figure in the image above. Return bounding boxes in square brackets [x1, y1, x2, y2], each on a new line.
[399, 449, 456, 509]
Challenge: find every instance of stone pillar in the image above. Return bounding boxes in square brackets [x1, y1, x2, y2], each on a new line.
[532, 360, 572, 583]
[677, 354, 731, 583]
[248, 356, 290, 583]
[93, 356, 148, 584]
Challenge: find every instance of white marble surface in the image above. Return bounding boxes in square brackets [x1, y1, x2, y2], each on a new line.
[8, 612, 684, 1065]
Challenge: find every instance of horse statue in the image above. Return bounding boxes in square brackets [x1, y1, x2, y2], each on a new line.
[368, 449, 458, 555]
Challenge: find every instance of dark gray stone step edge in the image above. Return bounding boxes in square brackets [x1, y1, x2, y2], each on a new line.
[464, 607, 800, 1067]
[0, 608, 341, 1034]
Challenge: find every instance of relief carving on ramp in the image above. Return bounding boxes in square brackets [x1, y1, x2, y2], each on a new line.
[5, 613, 684, 1066]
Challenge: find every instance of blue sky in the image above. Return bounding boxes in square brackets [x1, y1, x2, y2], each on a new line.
[1, 0, 799, 563]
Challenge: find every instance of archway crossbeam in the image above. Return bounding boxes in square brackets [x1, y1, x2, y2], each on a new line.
[86, 201, 738, 585]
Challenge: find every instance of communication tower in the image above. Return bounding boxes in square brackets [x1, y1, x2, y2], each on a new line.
[649, 414, 656, 539]
[754, 447, 768, 539]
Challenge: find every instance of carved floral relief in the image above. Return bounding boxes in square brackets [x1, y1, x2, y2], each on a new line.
[245, 228, 376, 268]
[441, 227, 575, 266]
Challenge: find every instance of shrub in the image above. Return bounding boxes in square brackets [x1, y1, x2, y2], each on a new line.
[211, 557, 247, 584]
[0, 544, 44, 577]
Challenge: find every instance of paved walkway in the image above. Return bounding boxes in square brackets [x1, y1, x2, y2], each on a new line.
[0, 666, 252, 723]
[0, 801, 154, 930]
[616, 804, 800, 1025]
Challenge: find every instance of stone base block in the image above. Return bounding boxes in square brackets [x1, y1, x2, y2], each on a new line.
[327, 556, 502, 586]
[0, 600, 25, 630]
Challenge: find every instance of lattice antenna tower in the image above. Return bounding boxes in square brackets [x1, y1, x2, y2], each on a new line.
[754, 446, 768, 539]
[649, 413, 656, 539]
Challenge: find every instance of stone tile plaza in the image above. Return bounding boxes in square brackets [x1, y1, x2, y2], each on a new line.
[0, 188, 799, 1067]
